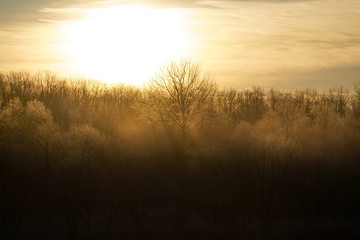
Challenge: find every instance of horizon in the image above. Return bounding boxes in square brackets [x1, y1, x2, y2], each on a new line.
[1, 3, 360, 238]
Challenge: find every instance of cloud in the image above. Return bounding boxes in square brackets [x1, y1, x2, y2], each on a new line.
[0, 0, 49, 22]
[0, 0, 323, 25]
[261, 65, 360, 90]
[0, 0, 359, 89]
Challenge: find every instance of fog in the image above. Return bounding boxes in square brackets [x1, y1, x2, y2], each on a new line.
[1, 64, 360, 239]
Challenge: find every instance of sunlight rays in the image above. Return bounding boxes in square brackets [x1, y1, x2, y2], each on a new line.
[59, 5, 193, 85]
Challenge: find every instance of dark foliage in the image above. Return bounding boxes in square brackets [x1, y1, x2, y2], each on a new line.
[0, 70, 360, 239]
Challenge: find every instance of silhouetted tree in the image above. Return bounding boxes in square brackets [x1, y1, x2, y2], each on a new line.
[147, 59, 217, 150]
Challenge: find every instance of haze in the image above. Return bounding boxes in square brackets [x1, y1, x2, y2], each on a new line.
[0, 0, 359, 89]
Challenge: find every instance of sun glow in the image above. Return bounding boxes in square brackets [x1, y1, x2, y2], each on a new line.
[60, 5, 193, 85]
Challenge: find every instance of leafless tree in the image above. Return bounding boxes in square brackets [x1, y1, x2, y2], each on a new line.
[147, 59, 217, 148]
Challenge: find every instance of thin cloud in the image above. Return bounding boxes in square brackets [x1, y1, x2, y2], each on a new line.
[0, 0, 359, 89]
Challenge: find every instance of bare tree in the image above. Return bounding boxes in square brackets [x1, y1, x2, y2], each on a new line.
[147, 59, 217, 148]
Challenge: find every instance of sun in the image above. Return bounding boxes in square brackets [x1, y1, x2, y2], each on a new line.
[59, 5, 192, 85]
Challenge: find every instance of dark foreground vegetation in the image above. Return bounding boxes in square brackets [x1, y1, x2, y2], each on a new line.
[1, 61, 360, 239]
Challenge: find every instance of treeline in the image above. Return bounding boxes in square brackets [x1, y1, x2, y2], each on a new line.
[1, 64, 360, 239]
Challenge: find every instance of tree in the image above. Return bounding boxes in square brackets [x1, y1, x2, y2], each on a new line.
[147, 59, 217, 148]
[353, 80, 360, 119]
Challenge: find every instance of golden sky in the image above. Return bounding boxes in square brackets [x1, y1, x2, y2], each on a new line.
[0, 0, 360, 89]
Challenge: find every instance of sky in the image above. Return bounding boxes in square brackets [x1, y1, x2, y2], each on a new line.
[0, 0, 360, 89]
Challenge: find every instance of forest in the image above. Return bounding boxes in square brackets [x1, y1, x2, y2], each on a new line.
[1, 60, 360, 239]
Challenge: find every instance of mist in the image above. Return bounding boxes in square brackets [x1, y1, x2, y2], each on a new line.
[1, 65, 360, 239]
